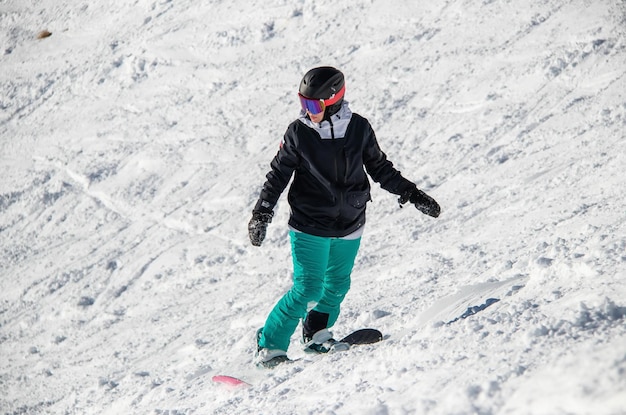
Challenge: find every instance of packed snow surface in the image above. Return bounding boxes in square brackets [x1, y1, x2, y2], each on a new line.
[1, 0, 625, 414]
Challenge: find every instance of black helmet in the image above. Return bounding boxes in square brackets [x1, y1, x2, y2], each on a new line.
[299, 66, 344, 100]
[299, 66, 345, 116]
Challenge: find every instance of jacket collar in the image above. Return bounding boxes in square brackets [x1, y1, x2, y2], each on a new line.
[299, 101, 353, 139]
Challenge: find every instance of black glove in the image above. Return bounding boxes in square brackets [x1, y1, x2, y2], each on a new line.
[248, 210, 273, 246]
[399, 186, 441, 218]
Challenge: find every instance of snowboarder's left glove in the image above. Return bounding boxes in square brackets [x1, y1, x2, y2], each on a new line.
[248, 209, 273, 246]
[399, 186, 441, 218]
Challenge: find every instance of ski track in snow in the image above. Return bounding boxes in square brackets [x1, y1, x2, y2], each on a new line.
[1, 0, 626, 414]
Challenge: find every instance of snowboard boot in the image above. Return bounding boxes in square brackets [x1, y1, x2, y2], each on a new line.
[255, 328, 290, 368]
[302, 328, 350, 354]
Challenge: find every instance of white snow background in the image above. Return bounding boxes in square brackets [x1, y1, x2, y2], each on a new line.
[1, 0, 626, 414]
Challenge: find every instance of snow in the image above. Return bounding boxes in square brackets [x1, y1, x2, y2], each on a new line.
[1, 0, 625, 414]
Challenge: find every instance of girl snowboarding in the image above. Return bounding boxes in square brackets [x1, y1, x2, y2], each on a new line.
[248, 66, 440, 367]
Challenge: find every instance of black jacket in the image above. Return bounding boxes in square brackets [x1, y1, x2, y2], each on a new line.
[254, 103, 415, 237]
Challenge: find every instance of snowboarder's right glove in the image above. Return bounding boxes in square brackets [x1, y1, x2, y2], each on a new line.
[399, 186, 441, 218]
[248, 209, 273, 246]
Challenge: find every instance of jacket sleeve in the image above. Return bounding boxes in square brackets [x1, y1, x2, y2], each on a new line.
[253, 124, 300, 212]
[362, 120, 416, 196]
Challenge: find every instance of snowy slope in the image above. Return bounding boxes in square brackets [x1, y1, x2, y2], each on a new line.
[1, 0, 626, 414]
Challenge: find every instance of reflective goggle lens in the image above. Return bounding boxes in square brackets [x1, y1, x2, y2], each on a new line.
[298, 94, 325, 114]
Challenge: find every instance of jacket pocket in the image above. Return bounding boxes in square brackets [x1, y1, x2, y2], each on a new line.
[346, 191, 371, 209]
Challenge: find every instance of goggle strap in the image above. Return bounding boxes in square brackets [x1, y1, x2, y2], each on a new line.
[324, 85, 345, 106]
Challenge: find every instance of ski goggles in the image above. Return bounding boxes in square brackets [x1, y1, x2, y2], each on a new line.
[298, 94, 325, 114]
[298, 85, 345, 114]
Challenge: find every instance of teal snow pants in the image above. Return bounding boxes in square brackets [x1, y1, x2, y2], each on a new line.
[258, 230, 361, 351]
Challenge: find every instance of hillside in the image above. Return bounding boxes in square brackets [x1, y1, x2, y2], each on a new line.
[1, 1, 625, 414]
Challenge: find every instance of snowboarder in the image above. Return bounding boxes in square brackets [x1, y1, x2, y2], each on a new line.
[248, 66, 440, 367]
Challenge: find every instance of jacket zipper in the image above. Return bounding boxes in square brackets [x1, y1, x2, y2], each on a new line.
[328, 117, 344, 225]
[329, 118, 337, 180]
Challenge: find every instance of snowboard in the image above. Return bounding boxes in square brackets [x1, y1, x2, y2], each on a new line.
[339, 328, 383, 345]
[212, 328, 383, 387]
